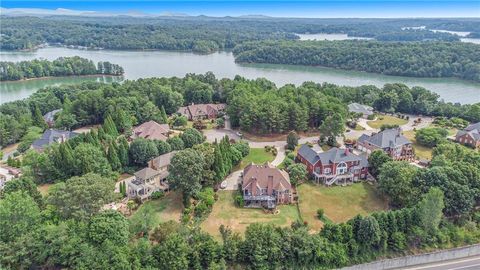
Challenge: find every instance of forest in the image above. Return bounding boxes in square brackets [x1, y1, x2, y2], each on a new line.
[233, 40, 480, 82]
[0, 56, 124, 81]
[1, 73, 479, 148]
[2, 16, 479, 52]
[1, 73, 480, 269]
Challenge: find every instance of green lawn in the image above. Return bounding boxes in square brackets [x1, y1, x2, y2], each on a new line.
[129, 191, 183, 230]
[235, 148, 275, 170]
[403, 130, 433, 160]
[201, 191, 300, 239]
[298, 182, 387, 232]
[367, 115, 408, 129]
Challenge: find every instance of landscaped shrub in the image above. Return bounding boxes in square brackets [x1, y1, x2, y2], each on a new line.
[367, 114, 376, 120]
[380, 124, 400, 131]
[317, 208, 325, 219]
[235, 194, 244, 207]
[150, 191, 164, 200]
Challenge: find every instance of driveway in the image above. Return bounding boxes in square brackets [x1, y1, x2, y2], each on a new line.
[223, 170, 242, 190]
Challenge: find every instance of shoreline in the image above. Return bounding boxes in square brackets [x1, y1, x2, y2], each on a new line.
[1, 74, 124, 83]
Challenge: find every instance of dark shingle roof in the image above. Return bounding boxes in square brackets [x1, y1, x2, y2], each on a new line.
[358, 129, 411, 148]
[348, 103, 373, 115]
[32, 129, 79, 150]
[297, 144, 320, 165]
[298, 144, 367, 166]
[465, 122, 480, 132]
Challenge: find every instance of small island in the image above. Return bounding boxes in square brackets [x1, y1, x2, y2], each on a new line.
[0, 56, 124, 81]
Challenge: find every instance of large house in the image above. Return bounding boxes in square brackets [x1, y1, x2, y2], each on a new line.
[177, 103, 226, 120]
[32, 129, 79, 151]
[241, 163, 293, 209]
[348, 103, 374, 118]
[128, 152, 175, 200]
[297, 145, 369, 186]
[455, 122, 480, 149]
[357, 128, 415, 161]
[132, 120, 170, 141]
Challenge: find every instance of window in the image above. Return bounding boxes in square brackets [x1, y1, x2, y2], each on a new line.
[324, 168, 331, 174]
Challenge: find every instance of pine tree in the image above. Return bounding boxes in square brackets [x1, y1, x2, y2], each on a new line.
[32, 105, 47, 130]
[63, 96, 73, 113]
[104, 115, 119, 137]
[213, 143, 226, 182]
[160, 106, 168, 124]
[59, 143, 75, 177]
[97, 126, 107, 141]
[107, 141, 122, 171]
[117, 137, 129, 167]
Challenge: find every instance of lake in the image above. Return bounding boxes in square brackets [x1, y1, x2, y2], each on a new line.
[1, 47, 479, 104]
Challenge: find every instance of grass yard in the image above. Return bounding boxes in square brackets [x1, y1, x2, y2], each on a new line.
[186, 120, 216, 130]
[37, 183, 53, 196]
[129, 191, 183, 229]
[403, 130, 433, 160]
[367, 115, 408, 129]
[234, 148, 275, 170]
[201, 191, 300, 239]
[298, 182, 388, 232]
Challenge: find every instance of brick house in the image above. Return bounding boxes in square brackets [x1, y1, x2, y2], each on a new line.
[455, 122, 480, 149]
[131, 120, 170, 141]
[357, 128, 415, 161]
[296, 145, 369, 186]
[241, 163, 293, 209]
[177, 103, 226, 120]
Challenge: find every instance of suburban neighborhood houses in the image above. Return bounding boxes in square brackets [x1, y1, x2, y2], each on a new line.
[241, 162, 294, 209]
[177, 103, 226, 120]
[131, 120, 170, 141]
[357, 128, 415, 161]
[455, 122, 480, 149]
[32, 129, 79, 151]
[348, 102, 374, 118]
[297, 145, 369, 185]
[1, 76, 479, 269]
[127, 151, 176, 200]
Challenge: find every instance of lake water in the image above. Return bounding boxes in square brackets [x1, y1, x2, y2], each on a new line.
[1, 47, 479, 104]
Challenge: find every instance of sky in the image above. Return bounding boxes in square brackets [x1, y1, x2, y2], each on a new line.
[1, 1, 479, 18]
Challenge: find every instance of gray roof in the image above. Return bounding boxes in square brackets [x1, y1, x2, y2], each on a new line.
[358, 128, 411, 148]
[456, 122, 480, 141]
[134, 167, 161, 181]
[32, 129, 79, 150]
[298, 144, 367, 166]
[298, 144, 320, 165]
[150, 151, 176, 169]
[465, 122, 480, 132]
[348, 103, 373, 115]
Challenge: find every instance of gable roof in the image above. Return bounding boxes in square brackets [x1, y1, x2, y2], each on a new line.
[465, 122, 480, 132]
[242, 163, 291, 195]
[348, 103, 374, 115]
[132, 120, 169, 141]
[150, 151, 177, 169]
[177, 103, 226, 118]
[134, 167, 161, 181]
[298, 144, 367, 166]
[358, 128, 411, 148]
[32, 129, 79, 150]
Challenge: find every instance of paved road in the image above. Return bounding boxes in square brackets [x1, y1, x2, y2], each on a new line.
[398, 255, 480, 270]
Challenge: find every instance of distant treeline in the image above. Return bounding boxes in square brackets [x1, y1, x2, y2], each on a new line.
[233, 40, 480, 82]
[0, 56, 124, 81]
[2, 16, 479, 53]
